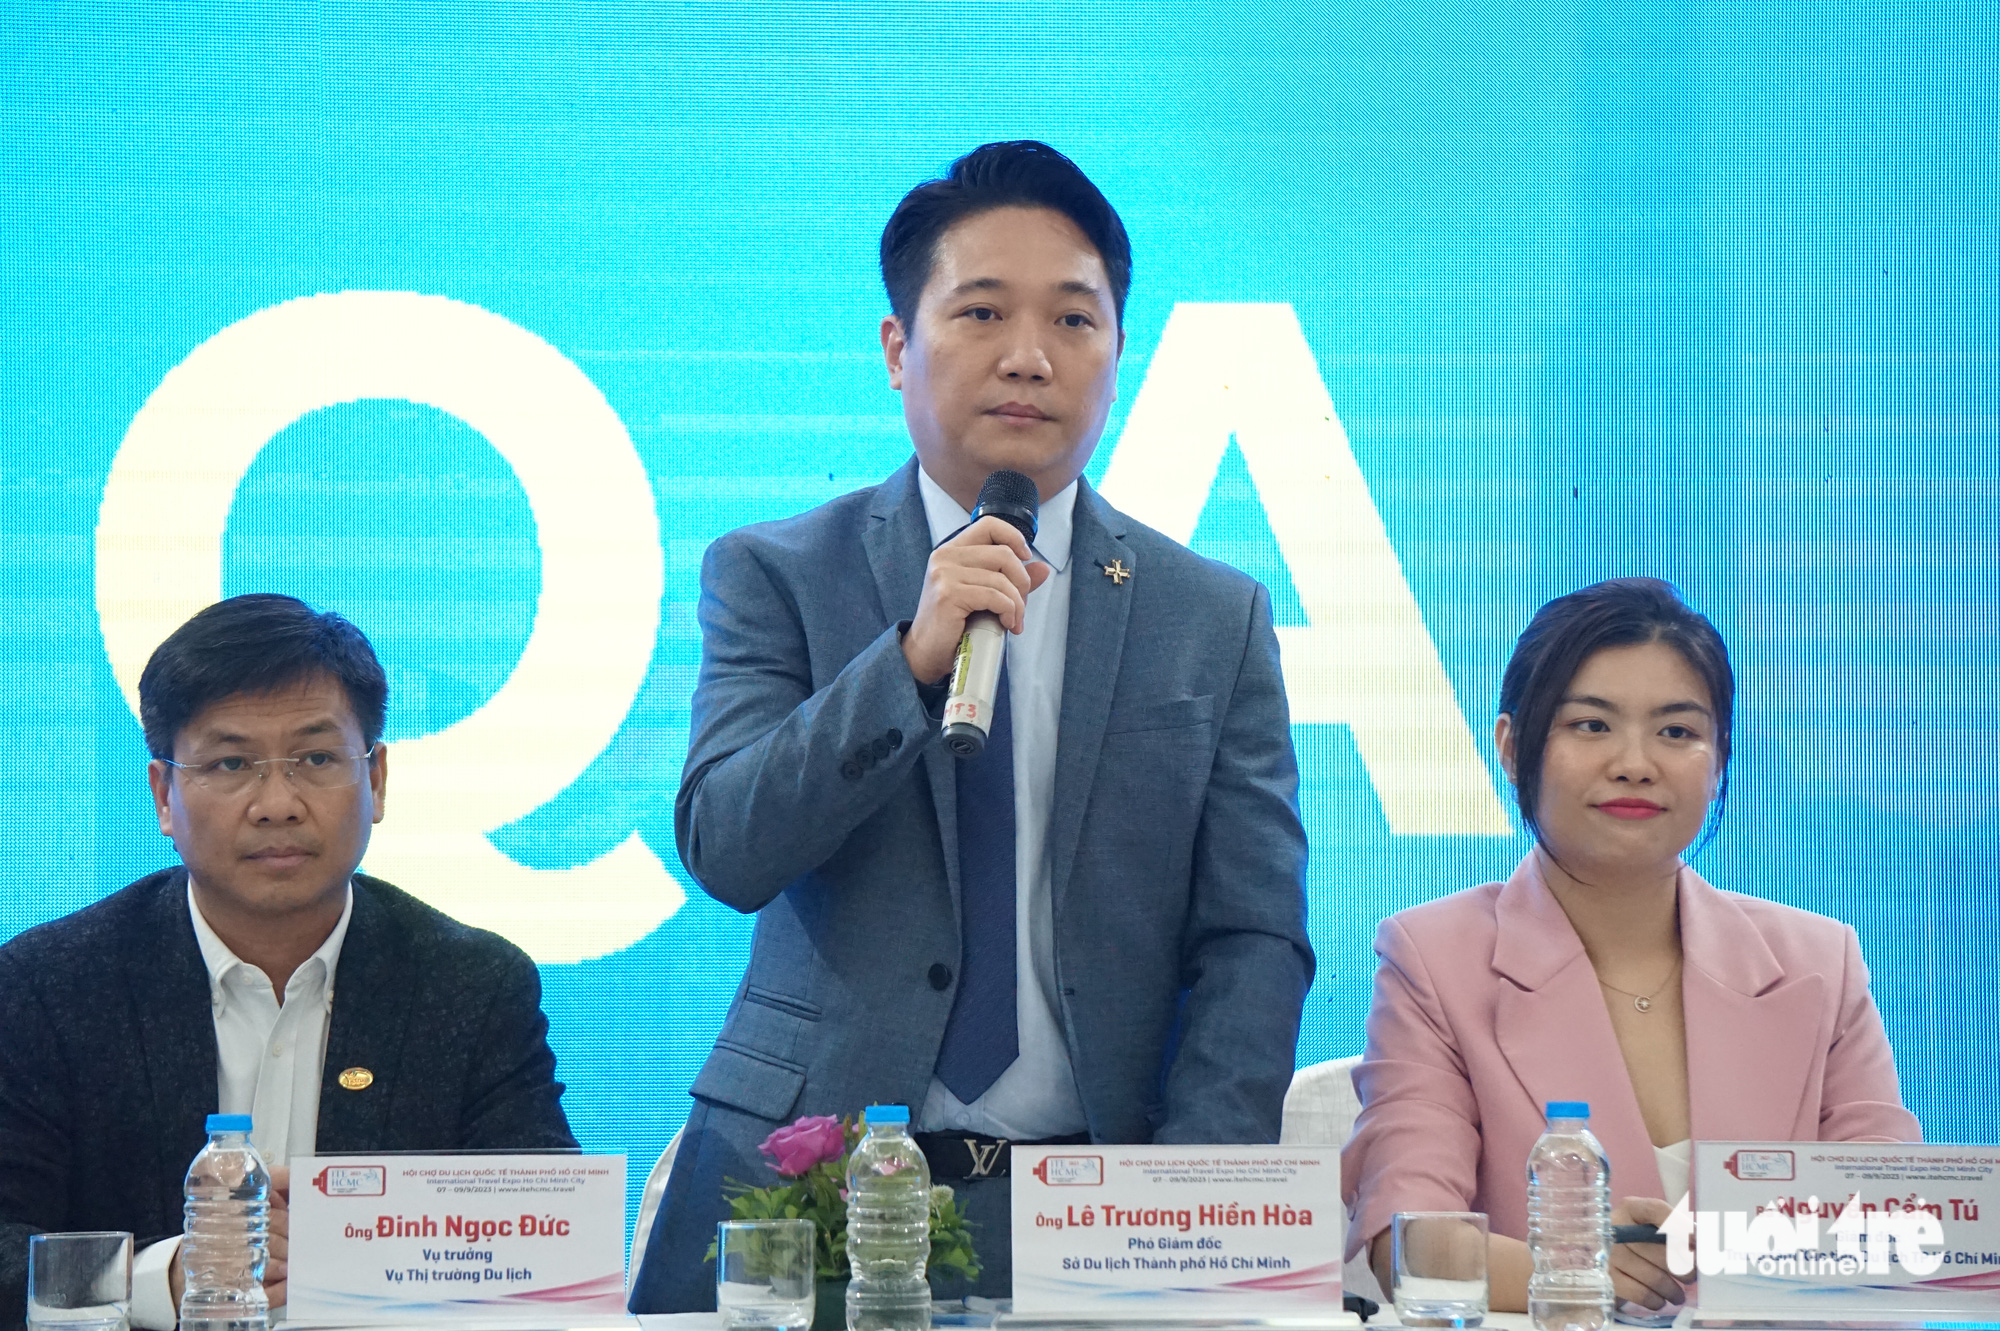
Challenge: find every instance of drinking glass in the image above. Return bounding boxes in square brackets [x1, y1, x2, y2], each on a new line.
[27, 1232, 132, 1331]
[716, 1218, 815, 1330]
[1393, 1211, 1489, 1328]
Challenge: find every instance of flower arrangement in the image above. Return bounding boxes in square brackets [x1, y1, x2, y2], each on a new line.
[706, 1114, 980, 1285]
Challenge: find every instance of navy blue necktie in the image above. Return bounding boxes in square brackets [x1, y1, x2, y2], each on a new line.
[934, 663, 1019, 1103]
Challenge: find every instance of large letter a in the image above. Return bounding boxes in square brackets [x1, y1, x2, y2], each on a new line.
[1100, 303, 1512, 837]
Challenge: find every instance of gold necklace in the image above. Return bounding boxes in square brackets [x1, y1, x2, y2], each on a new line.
[1599, 957, 1681, 1013]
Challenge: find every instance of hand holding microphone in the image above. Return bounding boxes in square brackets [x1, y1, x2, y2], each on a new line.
[900, 470, 1046, 756]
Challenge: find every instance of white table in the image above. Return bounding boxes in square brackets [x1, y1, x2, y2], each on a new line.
[631, 1313, 1641, 1330]
[332, 1312, 1989, 1331]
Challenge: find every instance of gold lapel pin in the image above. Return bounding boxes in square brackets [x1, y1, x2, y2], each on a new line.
[1103, 559, 1131, 586]
[338, 1067, 374, 1091]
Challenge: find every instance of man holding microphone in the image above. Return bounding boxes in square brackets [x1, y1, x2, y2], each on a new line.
[632, 140, 1312, 1307]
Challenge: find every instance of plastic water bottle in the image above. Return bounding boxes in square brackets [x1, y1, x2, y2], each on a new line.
[1527, 1100, 1613, 1331]
[845, 1104, 931, 1331]
[180, 1113, 271, 1331]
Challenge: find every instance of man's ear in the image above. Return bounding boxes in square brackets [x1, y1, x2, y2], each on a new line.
[147, 759, 176, 837]
[367, 743, 388, 825]
[1494, 713, 1518, 785]
[881, 314, 908, 390]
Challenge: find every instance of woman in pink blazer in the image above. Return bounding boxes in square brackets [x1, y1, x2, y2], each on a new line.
[1341, 578, 1919, 1314]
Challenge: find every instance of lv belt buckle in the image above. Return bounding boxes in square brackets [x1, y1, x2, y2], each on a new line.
[961, 1137, 1008, 1178]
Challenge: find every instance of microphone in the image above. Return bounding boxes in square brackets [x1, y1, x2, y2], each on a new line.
[942, 469, 1039, 758]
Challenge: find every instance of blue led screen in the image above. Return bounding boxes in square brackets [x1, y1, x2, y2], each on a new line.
[2, 1, 1994, 1232]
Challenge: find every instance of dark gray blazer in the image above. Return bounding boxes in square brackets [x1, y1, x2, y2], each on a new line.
[631, 462, 1313, 1310]
[0, 868, 577, 1328]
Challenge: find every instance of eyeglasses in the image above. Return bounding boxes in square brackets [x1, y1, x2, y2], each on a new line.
[164, 747, 377, 796]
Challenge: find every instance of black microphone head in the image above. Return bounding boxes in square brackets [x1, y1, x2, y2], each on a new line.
[970, 469, 1039, 544]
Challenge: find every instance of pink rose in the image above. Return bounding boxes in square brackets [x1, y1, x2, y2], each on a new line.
[759, 1115, 847, 1177]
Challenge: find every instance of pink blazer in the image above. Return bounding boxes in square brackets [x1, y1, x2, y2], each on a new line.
[1341, 854, 1920, 1257]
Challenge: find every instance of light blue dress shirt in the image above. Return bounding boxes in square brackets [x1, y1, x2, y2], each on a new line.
[914, 466, 1088, 1140]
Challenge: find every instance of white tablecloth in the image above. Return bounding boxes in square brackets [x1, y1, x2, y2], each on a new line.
[631, 1313, 1664, 1330]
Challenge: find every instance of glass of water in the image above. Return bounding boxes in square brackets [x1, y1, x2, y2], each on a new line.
[27, 1232, 132, 1331]
[716, 1218, 815, 1330]
[1393, 1211, 1489, 1328]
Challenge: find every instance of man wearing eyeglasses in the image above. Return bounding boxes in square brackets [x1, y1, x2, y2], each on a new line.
[0, 594, 576, 1331]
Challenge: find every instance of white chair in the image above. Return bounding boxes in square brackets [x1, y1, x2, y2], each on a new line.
[1280, 1053, 1386, 1304]
[629, 1126, 684, 1287]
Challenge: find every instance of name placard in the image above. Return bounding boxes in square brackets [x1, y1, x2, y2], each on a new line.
[1009, 1145, 1349, 1320]
[285, 1153, 628, 1325]
[1693, 1140, 2000, 1323]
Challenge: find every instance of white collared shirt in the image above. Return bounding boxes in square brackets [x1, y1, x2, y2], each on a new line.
[914, 466, 1089, 1141]
[188, 880, 353, 1167]
[130, 882, 354, 1330]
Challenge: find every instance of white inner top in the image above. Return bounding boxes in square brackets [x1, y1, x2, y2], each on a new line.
[1655, 1137, 1693, 1207]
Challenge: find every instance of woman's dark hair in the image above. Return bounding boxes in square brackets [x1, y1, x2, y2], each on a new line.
[880, 140, 1132, 329]
[1498, 577, 1734, 846]
[138, 593, 389, 759]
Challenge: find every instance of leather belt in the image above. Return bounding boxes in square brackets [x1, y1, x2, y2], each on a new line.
[912, 1131, 1091, 1180]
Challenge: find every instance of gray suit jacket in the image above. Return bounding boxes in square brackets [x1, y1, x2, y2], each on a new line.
[0, 868, 577, 1330]
[631, 462, 1312, 1310]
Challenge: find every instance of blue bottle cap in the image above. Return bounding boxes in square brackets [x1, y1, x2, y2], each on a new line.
[863, 1104, 910, 1125]
[206, 1113, 253, 1133]
[1546, 1101, 1591, 1119]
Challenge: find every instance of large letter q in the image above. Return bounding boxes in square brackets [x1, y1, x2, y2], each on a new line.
[95, 291, 681, 962]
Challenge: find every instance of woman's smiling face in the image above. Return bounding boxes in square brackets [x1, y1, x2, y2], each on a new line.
[1510, 638, 1722, 883]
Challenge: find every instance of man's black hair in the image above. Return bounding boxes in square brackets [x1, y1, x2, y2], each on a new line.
[880, 140, 1133, 329]
[1498, 577, 1735, 848]
[139, 594, 389, 759]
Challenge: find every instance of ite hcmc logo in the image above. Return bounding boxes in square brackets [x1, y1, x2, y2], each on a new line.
[1662, 1193, 1955, 1278]
[312, 1165, 387, 1197]
[1033, 1155, 1106, 1187]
